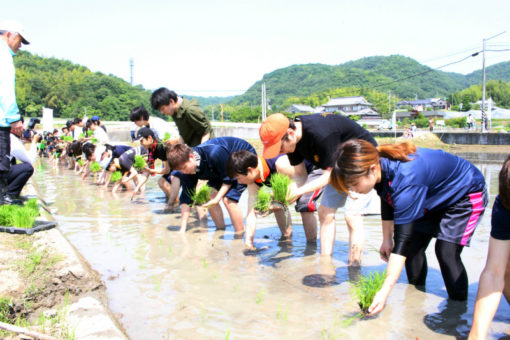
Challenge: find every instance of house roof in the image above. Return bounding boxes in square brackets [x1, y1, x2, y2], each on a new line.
[397, 98, 445, 106]
[323, 96, 372, 107]
[286, 104, 314, 112]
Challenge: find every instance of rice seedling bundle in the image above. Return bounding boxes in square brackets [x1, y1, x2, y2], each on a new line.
[12, 208, 36, 229]
[110, 171, 122, 182]
[77, 158, 84, 166]
[351, 270, 386, 314]
[133, 155, 146, 171]
[163, 132, 172, 142]
[62, 136, 74, 142]
[269, 173, 291, 206]
[190, 184, 212, 206]
[89, 161, 102, 173]
[255, 186, 272, 213]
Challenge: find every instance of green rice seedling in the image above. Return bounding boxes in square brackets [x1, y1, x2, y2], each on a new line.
[350, 270, 386, 314]
[62, 136, 74, 142]
[254, 185, 272, 213]
[78, 132, 85, 139]
[89, 161, 102, 173]
[163, 132, 172, 142]
[270, 173, 291, 206]
[255, 289, 264, 304]
[90, 137, 98, 143]
[110, 171, 122, 182]
[87, 130, 94, 137]
[133, 155, 146, 171]
[0, 205, 16, 226]
[203, 258, 208, 268]
[225, 329, 231, 340]
[12, 208, 36, 229]
[25, 199, 39, 217]
[189, 184, 212, 206]
[77, 158, 84, 166]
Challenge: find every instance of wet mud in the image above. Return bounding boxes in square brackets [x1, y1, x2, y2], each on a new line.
[33, 161, 510, 339]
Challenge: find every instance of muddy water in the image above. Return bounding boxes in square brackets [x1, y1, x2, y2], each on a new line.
[33, 161, 509, 339]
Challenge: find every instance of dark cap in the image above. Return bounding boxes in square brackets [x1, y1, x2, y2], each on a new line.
[135, 127, 156, 141]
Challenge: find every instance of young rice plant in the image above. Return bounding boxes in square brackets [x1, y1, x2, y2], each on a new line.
[351, 270, 386, 314]
[269, 173, 291, 206]
[255, 186, 272, 213]
[189, 184, 212, 206]
[89, 161, 102, 173]
[133, 155, 146, 172]
[110, 171, 122, 182]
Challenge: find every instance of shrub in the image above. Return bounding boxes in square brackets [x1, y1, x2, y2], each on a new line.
[445, 117, 467, 128]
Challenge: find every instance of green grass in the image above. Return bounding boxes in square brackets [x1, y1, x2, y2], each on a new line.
[0, 296, 15, 323]
[133, 155, 146, 171]
[89, 161, 102, 173]
[255, 186, 272, 213]
[189, 184, 212, 206]
[110, 171, 122, 182]
[269, 173, 291, 206]
[350, 270, 386, 314]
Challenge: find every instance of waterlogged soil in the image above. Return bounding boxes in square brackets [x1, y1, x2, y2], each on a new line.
[33, 160, 510, 339]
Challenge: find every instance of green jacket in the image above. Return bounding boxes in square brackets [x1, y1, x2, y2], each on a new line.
[173, 98, 214, 147]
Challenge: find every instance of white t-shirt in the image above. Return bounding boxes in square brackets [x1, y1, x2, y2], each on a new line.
[149, 116, 177, 141]
[93, 126, 110, 144]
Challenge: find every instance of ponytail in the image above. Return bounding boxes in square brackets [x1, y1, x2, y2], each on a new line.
[377, 141, 417, 162]
[330, 139, 417, 194]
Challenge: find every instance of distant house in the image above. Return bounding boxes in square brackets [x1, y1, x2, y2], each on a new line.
[323, 96, 373, 113]
[285, 104, 314, 114]
[395, 110, 445, 121]
[397, 98, 448, 111]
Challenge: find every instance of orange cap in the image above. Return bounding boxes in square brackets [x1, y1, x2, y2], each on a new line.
[259, 113, 289, 159]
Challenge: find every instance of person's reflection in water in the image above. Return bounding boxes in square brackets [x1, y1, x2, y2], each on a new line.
[302, 257, 339, 288]
[303, 242, 317, 257]
[424, 299, 469, 337]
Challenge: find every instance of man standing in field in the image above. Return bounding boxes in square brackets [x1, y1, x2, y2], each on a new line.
[0, 20, 30, 204]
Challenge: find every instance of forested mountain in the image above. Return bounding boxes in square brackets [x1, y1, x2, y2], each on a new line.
[229, 55, 510, 109]
[13, 51, 510, 121]
[14, 51, 159, 120]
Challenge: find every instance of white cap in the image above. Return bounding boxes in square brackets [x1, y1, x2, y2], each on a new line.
[0, 20, 30, 44]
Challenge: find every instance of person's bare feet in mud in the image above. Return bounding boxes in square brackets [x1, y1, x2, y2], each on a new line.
[348, 244, 363, 267]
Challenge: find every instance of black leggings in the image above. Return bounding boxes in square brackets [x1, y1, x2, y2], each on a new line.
[394, 228, 468, 301]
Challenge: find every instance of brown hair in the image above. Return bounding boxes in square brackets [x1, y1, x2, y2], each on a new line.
[499, 155, 510, 210]
[330, 139, 417, 193]
[166, 143, 193, 169]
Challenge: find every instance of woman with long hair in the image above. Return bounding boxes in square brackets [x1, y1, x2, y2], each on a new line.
[330, 139, 488, 315]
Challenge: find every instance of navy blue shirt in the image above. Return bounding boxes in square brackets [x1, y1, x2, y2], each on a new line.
[287, 113, 377, 170]
[491, 195, 510, 240]
[180, 137, 256, 205]
[112, 145, 132, 158]
[376, 148, 485, 224]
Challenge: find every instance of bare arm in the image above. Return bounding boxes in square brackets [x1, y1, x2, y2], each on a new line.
[179, 203, 192, 233]
[244, 184, 259, 249]
[202, 183, 232, 208]
[469, 238, 510, 340]
[289, 168, 331, 203]
[368, 253, 406, 315]
[380, 220, 394, 262]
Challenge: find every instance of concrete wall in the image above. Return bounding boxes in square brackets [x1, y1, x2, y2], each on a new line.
[436, 132, 510, 145]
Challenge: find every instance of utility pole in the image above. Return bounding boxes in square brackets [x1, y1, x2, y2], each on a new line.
[481, 31, 505, 132]
[261, 82, 267, 121]
[129, 58, 134, 86]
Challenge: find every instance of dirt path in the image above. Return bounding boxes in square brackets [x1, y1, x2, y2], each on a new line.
[0, 186, 127, 339]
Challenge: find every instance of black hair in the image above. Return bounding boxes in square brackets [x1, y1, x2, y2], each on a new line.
[151, 87, 178, 110]
[226, 150, 258, 178]
[68, 141, 83, 158]
[499, 155, 510, 210]
[82, 143, 96, 160]
[282, 119, 296, 142]
[73, 117, 82, 124]
[130, 106, 150, 122]
[66, 120, 74, 129]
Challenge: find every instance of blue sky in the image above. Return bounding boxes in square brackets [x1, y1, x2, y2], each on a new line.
[4, 0, 510, 96]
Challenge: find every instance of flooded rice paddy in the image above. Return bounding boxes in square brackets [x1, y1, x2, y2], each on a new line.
[33, 160, 509, 339]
